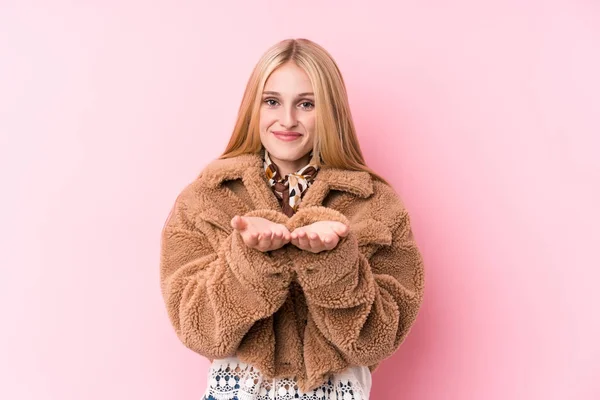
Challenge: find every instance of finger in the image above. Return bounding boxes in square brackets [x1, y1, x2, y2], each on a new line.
[270, 237, 280, 250]
[297, 230, 311, 250]
[274, 229, 289, 247]
[231, 216, 247, 231]
[245, 231, 259, 247]
[308, 232, 320, 241]
[291, 227, 304, 240]
[290, 229, 300, 240]
[332, 223, 349, 237]
[264, 234, 276, 251]
[278, 226, 291, 242]
[269, 230, 281, 249]
[322, 233, 338, 250]
[272, 236, 286, 250]
[256, 235, 270, 252]
[290, 236, 299, 247]
[308, 232, 323, 252]
[322, 233, 334, 245]
[256, 231, 269, 241]
[265, 230, 277, 249]
[290, 228, 300, 246]
[230, 216, 239, 229]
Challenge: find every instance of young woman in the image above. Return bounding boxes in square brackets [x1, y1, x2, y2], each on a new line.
[160, 38, 425, 400]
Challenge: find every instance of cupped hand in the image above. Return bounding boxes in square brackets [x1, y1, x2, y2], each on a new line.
[230, 216, 291, 252]
[290, 221, 349, 253]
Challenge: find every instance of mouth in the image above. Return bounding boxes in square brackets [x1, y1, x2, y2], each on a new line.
[272, 131, 303, 142]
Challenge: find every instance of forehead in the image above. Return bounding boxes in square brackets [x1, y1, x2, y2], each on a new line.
[264, 63, 313, 94]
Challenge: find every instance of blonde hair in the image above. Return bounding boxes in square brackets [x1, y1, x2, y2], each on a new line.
[221, 38, 387, 183]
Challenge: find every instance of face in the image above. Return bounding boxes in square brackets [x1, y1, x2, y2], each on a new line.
[259, 62, 316, 175]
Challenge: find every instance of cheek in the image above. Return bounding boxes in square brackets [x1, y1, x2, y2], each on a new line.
[304, 114, 316, 134]
[259, 109, 277, 132]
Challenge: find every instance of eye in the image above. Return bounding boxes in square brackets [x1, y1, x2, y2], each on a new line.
[263, 98, 279, 107]
[299, 101, 315, 111]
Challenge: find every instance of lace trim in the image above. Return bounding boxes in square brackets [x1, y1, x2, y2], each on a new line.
[202, 360, 368, 400]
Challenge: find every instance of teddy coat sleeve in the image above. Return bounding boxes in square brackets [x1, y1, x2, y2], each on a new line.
[285, 202, 425, 367]
[160, 183, 293, 359]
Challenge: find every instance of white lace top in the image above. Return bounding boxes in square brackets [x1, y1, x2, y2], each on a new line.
[202, 356, 372, 400]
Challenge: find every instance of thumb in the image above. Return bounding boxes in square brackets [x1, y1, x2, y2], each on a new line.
[332, 222, 349, 237]
[231, 215, 247, 231]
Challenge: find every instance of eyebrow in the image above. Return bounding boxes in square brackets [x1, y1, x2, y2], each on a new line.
[262, 91, 314, 97]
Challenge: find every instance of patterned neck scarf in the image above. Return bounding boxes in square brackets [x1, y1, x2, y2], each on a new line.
[264, 150, 319, 217]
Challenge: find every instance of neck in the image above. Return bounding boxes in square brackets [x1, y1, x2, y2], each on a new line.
[269, 153, 312, 177]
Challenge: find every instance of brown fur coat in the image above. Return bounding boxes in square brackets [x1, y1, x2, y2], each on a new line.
[160, 153, 425, 392]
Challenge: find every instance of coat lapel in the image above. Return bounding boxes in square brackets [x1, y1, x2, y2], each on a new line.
[298, 166, 374, 209]
[201, 152, 374, 211]
[242, 167, 282, 211]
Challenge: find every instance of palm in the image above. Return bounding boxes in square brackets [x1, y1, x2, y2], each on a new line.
[231, 216, 291, 252]
[290, 221, 349, 253]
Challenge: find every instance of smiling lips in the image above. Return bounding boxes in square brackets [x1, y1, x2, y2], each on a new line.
[272, 131, 303, 142]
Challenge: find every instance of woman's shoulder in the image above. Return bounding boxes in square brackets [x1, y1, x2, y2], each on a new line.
[338, 167, 405, 209]
[366, 179, 407, 223]
[195, 153, 263, 188]
[170, 153, 263, 213]
[370, 178, 406, 208]
[316, 165, 406, 226]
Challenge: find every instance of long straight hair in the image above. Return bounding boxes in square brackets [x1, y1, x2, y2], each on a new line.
[221, 38, 387, 184]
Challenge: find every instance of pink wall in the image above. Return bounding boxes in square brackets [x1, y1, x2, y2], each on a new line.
[2, 1, 599, 399]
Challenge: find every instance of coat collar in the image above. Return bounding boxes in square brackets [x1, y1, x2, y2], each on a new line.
[200, 152, 374, 199]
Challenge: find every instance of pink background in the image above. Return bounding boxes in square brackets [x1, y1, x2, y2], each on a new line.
[1, 1, 599, 399]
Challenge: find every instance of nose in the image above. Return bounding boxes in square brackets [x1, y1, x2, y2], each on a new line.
[279, 105, 298, 129]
